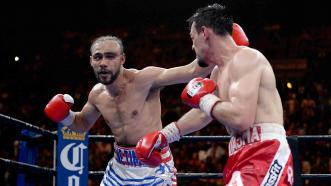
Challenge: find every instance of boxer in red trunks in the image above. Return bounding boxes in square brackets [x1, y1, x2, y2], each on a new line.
[136, 3, 293, 186]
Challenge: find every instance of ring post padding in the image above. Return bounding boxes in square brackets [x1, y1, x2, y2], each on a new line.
[56, 124, 89, 186]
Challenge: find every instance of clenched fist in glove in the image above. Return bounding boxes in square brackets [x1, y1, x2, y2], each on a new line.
[135, 122, 181, 167]
[44, 94, 75, 126]
[181, 77, 221, 117]
[232, 23, 249, 47]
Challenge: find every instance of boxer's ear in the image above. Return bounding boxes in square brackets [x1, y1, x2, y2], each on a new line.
[120, 53, 126, 65]
[201, 26, 209, 40]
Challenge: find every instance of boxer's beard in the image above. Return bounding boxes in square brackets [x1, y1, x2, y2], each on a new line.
[197, 59, 208, 67]
[95, 68, 120, 85]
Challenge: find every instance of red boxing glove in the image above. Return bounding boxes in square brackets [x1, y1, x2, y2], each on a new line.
[232, 23, 249, 46]
[136, 122, 181, 167]
[135, 131, 168, 167]
[137, 150, 162, 168]
[44, 94, 74, 125]
[181, 77, 216, 108]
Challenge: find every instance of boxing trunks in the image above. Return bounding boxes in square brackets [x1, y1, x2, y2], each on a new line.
[224, 123, 293, 186]
[101, 143, 177, 186]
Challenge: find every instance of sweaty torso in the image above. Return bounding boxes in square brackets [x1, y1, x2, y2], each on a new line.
[91, 70, 162, 145]
[216, 47, 283, 134]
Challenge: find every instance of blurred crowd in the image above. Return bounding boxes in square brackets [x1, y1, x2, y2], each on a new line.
[0, 23, 331, 186]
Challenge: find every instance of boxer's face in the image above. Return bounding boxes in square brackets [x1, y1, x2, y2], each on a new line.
[190, 22, 208, 65]
[90, 40, 125, 85]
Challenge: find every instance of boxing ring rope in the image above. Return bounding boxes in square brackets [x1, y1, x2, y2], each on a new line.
[1, 113, 331, 183]
[89, 170, 223, 180]
[89, 134, 331, 142]
[0, 114, 56, 140]
[0, 158, 55, 176]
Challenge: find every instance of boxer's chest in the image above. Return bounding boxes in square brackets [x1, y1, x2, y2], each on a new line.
[96, 85, 147, 125]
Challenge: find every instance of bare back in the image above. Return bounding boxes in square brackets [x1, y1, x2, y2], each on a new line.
[89, 69, 162, 145]
[212, 47, 283, 134]
[255, 57, 283, 124]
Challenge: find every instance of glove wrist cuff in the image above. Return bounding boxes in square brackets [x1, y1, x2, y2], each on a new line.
[199, 94, 221, 117]
[161, 122, 181, 144]
[60, 110, 74, 126]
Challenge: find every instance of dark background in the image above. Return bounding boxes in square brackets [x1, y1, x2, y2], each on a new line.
[1, 0, 330, 58]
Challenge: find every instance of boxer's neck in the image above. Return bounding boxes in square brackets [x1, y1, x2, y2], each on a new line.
[105, 67, 127, 95]
[208, 34, 239, 67]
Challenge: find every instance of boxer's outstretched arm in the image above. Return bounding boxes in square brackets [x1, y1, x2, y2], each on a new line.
[141, 23, 249, 89]
[135, 108, 212, 167]
[135, 67, 219, 160]
[144, 58, 214, 89]
[176, 66, 219, 135]
[176, 108, 212, 135]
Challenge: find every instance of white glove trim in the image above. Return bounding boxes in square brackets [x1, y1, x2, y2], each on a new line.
[63, 94, 74, 104]
[60, 110, 74, 126]
[199, 94, 221, 117]
[161, 122, 181, 144]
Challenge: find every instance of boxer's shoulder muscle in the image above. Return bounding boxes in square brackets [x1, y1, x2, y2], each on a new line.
[90, 83, 105, 97]
[128, 67, 161, 89]
[230, 47, 266, 79]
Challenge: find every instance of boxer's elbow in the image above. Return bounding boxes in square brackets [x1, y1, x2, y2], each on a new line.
[215, 101, 255, 133]
[230, 114, 255, 133]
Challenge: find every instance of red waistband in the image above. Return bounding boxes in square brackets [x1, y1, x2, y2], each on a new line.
[228, 123, 286, 155]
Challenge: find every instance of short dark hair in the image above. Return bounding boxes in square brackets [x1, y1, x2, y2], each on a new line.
[187, 3, 233, 36]
[90, 35, 124, 54]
